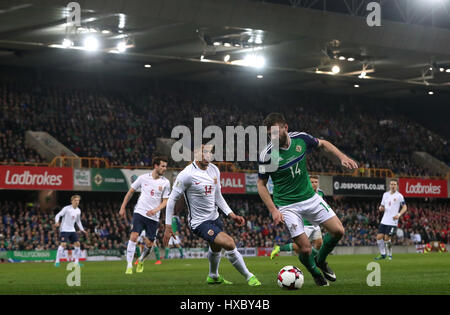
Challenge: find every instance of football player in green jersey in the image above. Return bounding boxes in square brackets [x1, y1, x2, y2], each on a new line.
[271, 175, 324, 259]
[258, 113, 358, 286]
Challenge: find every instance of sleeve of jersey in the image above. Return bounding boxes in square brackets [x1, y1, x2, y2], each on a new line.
[258, 149, 271, 180]
[55, 207, 66, 223]
[165, 172, 191, 225]
[163, 180, 171, 199]
[297, 133, 319, 151]
[380, 194, 386, 206]
[400, 194, 406, 206]
[130, 176, 141, 191]
[76, 214, 84, 231]
[215, 174, 233, 216]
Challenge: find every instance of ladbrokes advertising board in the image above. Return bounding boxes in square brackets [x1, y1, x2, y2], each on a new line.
[399, 178, 447, 198]
[0, 166, 73, 190]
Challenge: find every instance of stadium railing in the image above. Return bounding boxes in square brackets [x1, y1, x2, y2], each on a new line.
[2, 157, 449, 180]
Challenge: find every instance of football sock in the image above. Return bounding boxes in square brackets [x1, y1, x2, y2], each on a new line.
[317, 233, 341, 265]
[298, 252, 322, 277]
[165, 248, 170, 259]
[386, 240, 392, 256]
[73, 246, 81, 264]
[135, 246, 141, 258]
[139, 245, 151, 262]
[311, 247, 319, 258]
[126, 240, 137, 267]
[208, 249, 221, 278]
[178, 247, 184, 257]
[56, 245, 65, 263]
[154, 246, 161, 260]
[226, 248, 253, 281]
[377, 239, 386, 256]
[280, 243, 293, 252]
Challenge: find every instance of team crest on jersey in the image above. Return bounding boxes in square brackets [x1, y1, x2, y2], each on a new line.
[290, 224, 298, 230]
[296, 145, 302, 153]
[207, 229, 214, 236]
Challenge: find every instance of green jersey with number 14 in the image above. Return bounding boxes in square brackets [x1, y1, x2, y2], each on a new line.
[258, 132, 320, 207]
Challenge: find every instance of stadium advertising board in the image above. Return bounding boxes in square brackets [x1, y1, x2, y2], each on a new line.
[399, 178, 447, 198]
[91, 168, 128, 191]
[6, 250, 56, 261]
[333, 176, 386, 196]
[0, 166, 73, 190]
[220, 172, 246, 194]
[73, 168, 91, 190]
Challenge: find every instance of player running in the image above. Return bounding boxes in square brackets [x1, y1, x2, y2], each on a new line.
[54, 195, 87, 267]
[375, 179, 407, 260]
[257, 113, 358, 286]
[165, 216, 184, 259]
[271, 175, 324, 259]
[119, 156, 170, 274]
[163, 144, 261, 286]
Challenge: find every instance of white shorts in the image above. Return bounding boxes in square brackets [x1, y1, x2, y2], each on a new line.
[279, 193, 335, 239]
[304, 225, 322, 241]
[168, 236, 181, 246]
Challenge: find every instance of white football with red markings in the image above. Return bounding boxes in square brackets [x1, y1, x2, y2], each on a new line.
[277, 265, 304, 290]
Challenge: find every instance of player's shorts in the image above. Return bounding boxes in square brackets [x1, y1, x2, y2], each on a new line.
[378, 224, 397, 236]
[60, 231, 79, 243]
[304, 225, 322, 241]
[131, 213, 159, 241]
[279, 194, 336, 239]
[169, 235, 181, 246]
[193, 216, 224, 243]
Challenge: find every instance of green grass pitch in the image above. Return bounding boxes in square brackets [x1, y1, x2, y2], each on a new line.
[0, 253, 449, 294]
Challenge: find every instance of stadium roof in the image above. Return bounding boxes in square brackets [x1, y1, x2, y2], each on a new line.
[0, 0, 450, 98]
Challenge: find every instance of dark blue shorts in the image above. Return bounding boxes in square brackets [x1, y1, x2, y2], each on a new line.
[193, 216, 224, 243]
[131, 213, 159, 241]
[60, 232, 79, 243]
[378, 224, 397, 236]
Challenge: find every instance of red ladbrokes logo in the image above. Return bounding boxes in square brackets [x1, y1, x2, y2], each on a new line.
[0, 166, 73, 190]
[399, 178, 447, 198]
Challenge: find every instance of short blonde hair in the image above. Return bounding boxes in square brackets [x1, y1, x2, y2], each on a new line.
[71, 195, 81, 202]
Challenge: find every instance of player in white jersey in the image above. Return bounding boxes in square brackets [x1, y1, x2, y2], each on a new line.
[119, 156, 171, 274]
[54, 195, 86, 267]
[375, 179, 407, 260]
[163, 144, 261, 286]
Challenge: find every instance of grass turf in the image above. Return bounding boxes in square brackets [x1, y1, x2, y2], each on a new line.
[0, 253, 449, 295]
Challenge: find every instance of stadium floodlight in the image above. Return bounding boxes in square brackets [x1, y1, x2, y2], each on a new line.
[224, 55, 230, 62]
[224, 42, 232, 47]
[213, 41, 221, 46]
[116, 41, 127, 53]
[359, 71, 367, 78]
[339, 56, 346, 61]
[102, 30, 111, 34]
[439, 67, 445, 72]
[119, 14, 126, 29]
[354, 84, 360, 88]
[446, 69, 450, 73]
[144, 64, 151, 68]
[347, 57, 355, 62]
[244, 54, 266, 68]
[257, 74, 263, 79]
[428, 91, 434, 95]
[83, 36, 99, 51]
[61, 38, 73, 48]
[255, 37, 263, 45]
[331, 65, 341, 74]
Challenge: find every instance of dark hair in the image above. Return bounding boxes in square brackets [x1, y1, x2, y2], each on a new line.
[152, 155, 168, 167]
[263, 112, 287, 127]
[390, 178, 398, 184]
[309, 175, 319, 180]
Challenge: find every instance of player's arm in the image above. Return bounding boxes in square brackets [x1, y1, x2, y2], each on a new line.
[393, 202, 407, 220]
[146, 198, 168, 216]
[76, 213, 87, 235]
[257, 177, 284, 226]
[119, 187, 135, 218]
[379, 194, 386, 211]
[317, 139, 358, 169]
[54, 207, 66, 228]
[214, 173, 245, 226]
[164, 172, 191, 246]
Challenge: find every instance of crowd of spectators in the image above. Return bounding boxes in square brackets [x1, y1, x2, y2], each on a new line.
[0, 79, 448, 176]
[0, 196, 448, 254]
